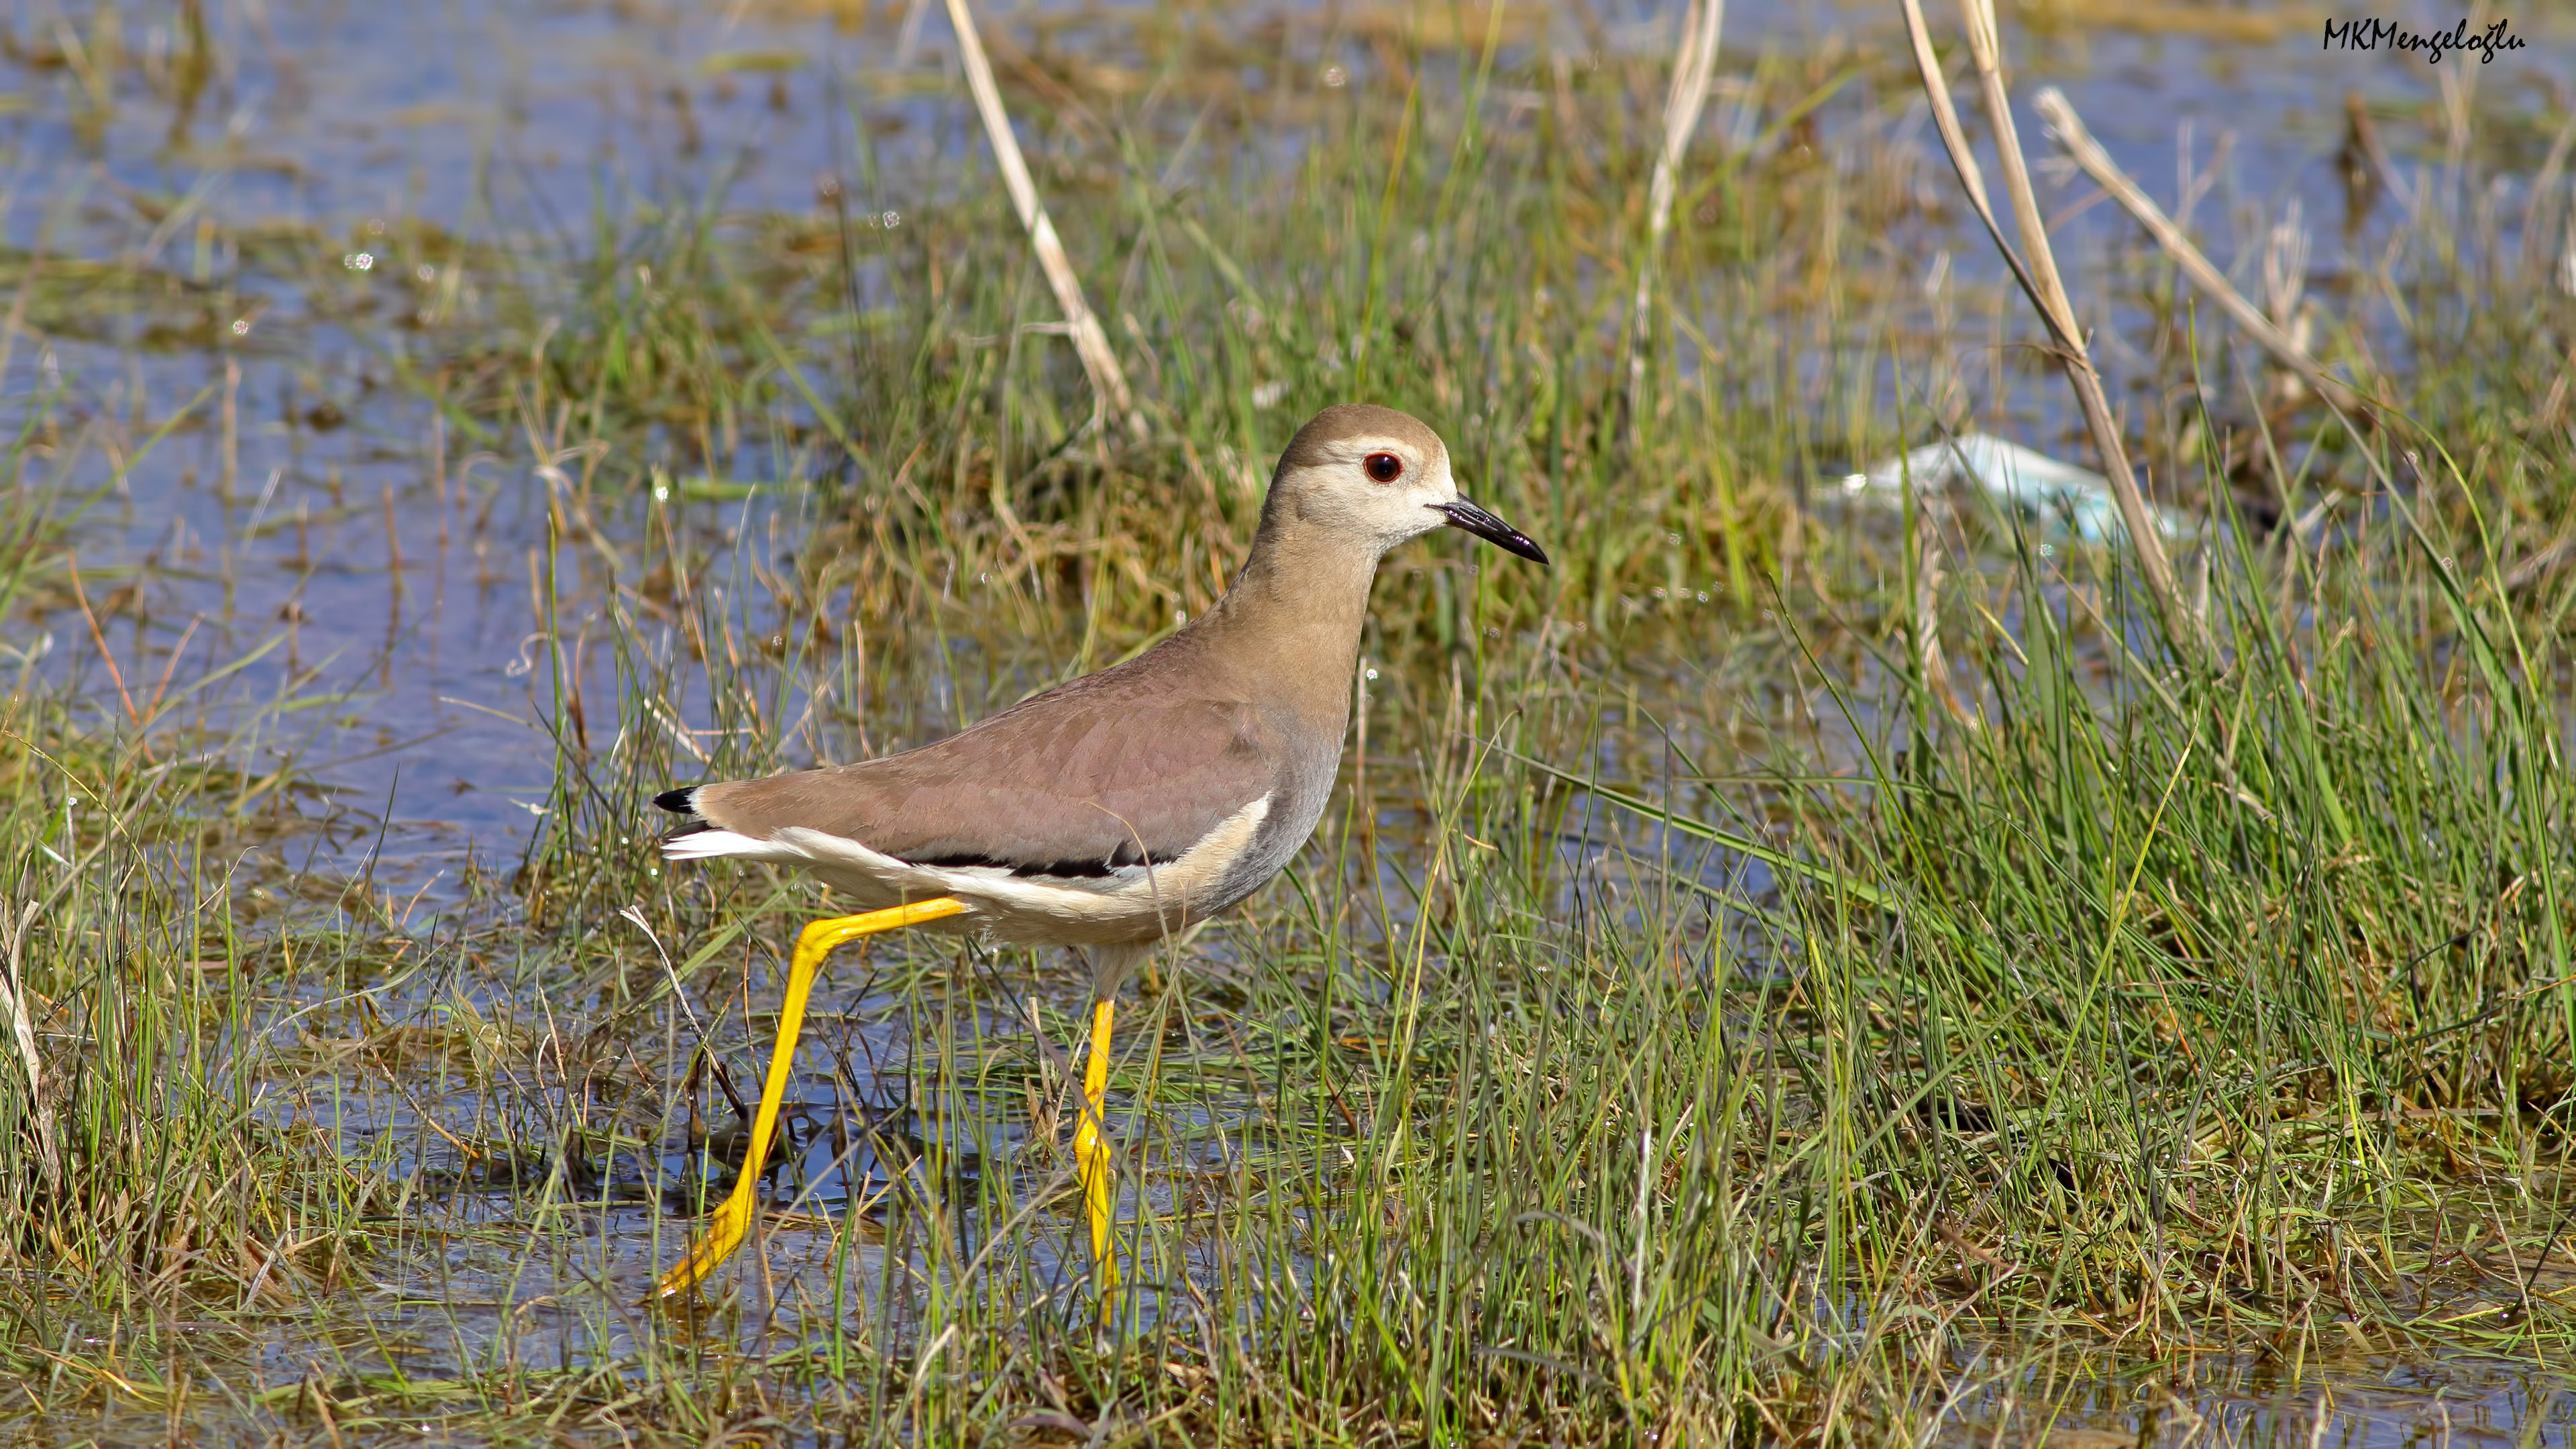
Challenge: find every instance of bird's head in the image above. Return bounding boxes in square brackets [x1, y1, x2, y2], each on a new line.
[1263, 403, 1549, 566]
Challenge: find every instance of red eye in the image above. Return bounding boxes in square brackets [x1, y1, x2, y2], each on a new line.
[1364, 452, 1404, 483]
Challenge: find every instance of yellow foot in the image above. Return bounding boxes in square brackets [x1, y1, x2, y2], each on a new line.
[653, 897, 967, 1302]
[1075, 994, 1120, 1315]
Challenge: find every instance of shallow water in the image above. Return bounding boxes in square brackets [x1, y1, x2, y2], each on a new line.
[1945, 1349, 2576, 1447]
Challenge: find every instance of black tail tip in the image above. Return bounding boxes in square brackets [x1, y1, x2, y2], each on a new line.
[653, 787, 699, 814]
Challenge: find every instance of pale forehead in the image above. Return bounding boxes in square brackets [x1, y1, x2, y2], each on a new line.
[1279, 403, 1444, 470]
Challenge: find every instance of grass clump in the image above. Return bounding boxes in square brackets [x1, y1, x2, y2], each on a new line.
[0, 668, 400, 1403]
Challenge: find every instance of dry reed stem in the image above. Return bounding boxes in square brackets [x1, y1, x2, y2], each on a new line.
[2035, 88, 2375, 419]
[1955, 0, 2185, 625]
[2437, 0, 2494, 174]
[1898, 0, 2190, 641]
[2522, 107, 2576, 284]
[1911, 491, 1970, 727]
[2343, 93, 2412, 218]
[943, 0, 1143, 438]
[1625, 0, 1726, 423]
[1955, 0, 2073, 343]
[0, 902, 55, 1198]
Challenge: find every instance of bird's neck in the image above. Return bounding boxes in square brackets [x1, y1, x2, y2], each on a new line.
[1191, 517, 1383, 725]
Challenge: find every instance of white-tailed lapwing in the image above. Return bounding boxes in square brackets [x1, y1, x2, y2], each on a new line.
[649, 404, 1547, 1300]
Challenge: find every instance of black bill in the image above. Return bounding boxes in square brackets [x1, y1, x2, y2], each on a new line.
[1430, 495, 1550, 566]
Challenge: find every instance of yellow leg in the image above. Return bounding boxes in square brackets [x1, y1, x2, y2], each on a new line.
[1075, 996, 1120, 1302]
[653, 897, 967, 1301]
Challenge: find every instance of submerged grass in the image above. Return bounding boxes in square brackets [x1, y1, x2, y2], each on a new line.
[4, 1, 2576, 1443]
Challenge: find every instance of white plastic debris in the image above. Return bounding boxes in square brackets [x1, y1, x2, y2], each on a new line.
[1848, 433, 2194, 543]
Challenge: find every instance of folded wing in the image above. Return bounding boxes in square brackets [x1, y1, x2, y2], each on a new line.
[663, 690, 1285, 879]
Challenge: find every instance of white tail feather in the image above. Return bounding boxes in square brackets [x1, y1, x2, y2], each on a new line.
[661, 829, 796, 863]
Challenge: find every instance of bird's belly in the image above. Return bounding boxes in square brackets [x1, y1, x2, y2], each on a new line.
[775, 792, 1283, 949]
